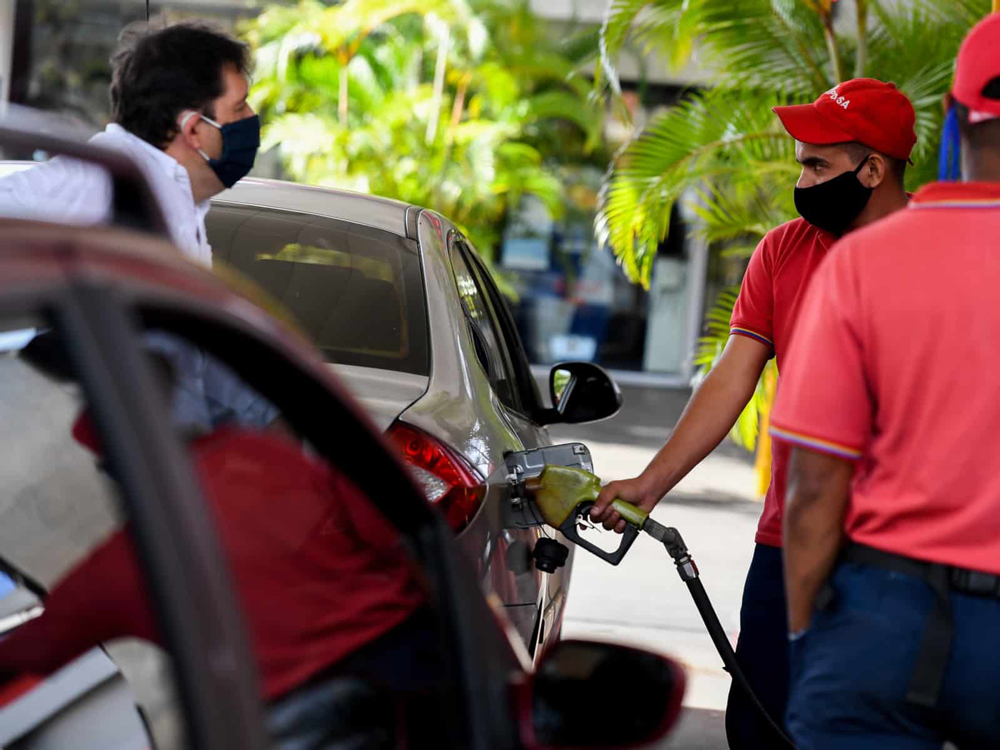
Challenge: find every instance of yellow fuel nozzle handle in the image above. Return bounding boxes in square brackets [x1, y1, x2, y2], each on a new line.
[524, 466, 649, 529]
[606, 498, 649, 528]
[524, 466, 650, 566]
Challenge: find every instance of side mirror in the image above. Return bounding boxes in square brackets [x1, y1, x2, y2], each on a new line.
[543, 362, 622, 425]
[518, 640, 685, 749]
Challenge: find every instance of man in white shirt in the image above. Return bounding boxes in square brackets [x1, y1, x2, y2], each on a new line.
[0, 20, 260, 266]
[1, 20, 275, 432]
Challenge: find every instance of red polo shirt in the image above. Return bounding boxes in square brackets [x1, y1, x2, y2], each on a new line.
[730, 218, 836, 547]
[771, 181, 1000, 574]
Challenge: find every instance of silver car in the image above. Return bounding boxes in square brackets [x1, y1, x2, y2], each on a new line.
[205, 179, 623, 656]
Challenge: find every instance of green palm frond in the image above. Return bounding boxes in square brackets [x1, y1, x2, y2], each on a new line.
[595, 87, 797, 287]
[687, 177, 792, 245]
[600, 0, 834, 99]
[239, 1, 317, 46]
[695, 0, 832, 94]
[598, 0, 650, 93]
[915, 0, 991, 29]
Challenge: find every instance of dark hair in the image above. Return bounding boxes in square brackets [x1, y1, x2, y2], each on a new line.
[955, 75, 1000, 150]
[834, 141, 906, 184]
[110, 20, 251, 148]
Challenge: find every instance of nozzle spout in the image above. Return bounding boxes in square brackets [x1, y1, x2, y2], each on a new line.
[524, 475, 544, 494]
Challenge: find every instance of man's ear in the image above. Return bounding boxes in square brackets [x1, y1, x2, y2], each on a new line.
[177, 111, 205, 153]
[861, 153, 888, 189]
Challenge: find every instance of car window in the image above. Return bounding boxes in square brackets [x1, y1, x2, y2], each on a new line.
[206, 204, 429, 376]
[463, 249, 544, 418]
[450, 239, 521, 412]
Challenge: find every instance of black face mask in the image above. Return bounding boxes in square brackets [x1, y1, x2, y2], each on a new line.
[794, 157, 873, 236]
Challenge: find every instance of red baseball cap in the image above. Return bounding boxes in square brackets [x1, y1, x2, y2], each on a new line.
[773, 78, 917, 161]
[952, 13, 1000, 124]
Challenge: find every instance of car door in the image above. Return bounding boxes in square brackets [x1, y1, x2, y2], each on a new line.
[447, 240, 545, 630]
[451, 237, 591, 655]
[463, 251, 583, 649]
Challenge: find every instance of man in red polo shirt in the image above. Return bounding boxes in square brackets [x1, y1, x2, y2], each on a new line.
[591, 80, 916, 746]
[773, 15, 1000, 749]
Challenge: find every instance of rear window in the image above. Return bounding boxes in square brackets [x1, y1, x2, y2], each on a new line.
[206, 204, 428, 375]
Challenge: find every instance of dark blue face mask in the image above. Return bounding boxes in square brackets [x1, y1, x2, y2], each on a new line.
[185, 112, 261, 188]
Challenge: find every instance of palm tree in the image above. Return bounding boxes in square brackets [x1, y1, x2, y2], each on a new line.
[596, 0, 987, 456]
[241, 0, 605, 268]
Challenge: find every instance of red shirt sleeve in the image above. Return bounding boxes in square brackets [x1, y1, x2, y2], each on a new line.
[730, 234, 775, 351]
[769, 244, 871, 460]
[0, 531, 160, 680]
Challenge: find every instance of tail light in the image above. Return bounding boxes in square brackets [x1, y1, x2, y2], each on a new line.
[388, 422, 486, 533]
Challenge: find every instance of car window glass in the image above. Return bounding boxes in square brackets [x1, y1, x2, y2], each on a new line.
[464, 251, 543, 416]
[0, 315, 189, 750]
[450, 240, 520, 411]
[206, 204, 429, 376]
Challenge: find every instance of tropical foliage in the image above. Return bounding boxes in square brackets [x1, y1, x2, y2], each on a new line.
[241, 0, 605, 264]
[597, 0, 988, 449]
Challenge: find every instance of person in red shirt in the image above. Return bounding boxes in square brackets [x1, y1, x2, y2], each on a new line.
[591, 79, 916, 747]
[0, 406, 436, 746]
[774, 15, 1000, 749]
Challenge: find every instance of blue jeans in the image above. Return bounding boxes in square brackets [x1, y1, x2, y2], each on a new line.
[726, 543, 790, 749]
[788, 560, 1000, 749]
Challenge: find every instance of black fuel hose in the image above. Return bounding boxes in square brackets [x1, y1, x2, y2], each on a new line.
[650, 522, 796, 749]
[684, 576, 795, 749]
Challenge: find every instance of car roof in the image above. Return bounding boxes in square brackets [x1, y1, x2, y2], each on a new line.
[205, 178, 420, 239]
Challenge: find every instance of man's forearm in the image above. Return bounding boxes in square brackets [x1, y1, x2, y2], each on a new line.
[783, 449, 854, 633]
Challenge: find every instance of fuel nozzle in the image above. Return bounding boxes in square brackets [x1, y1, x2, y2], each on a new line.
[523, 465, 699, 574]
[523, 465, 644, 566]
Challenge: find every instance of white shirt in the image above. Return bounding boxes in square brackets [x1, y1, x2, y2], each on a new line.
[0, 123, 212, 266]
